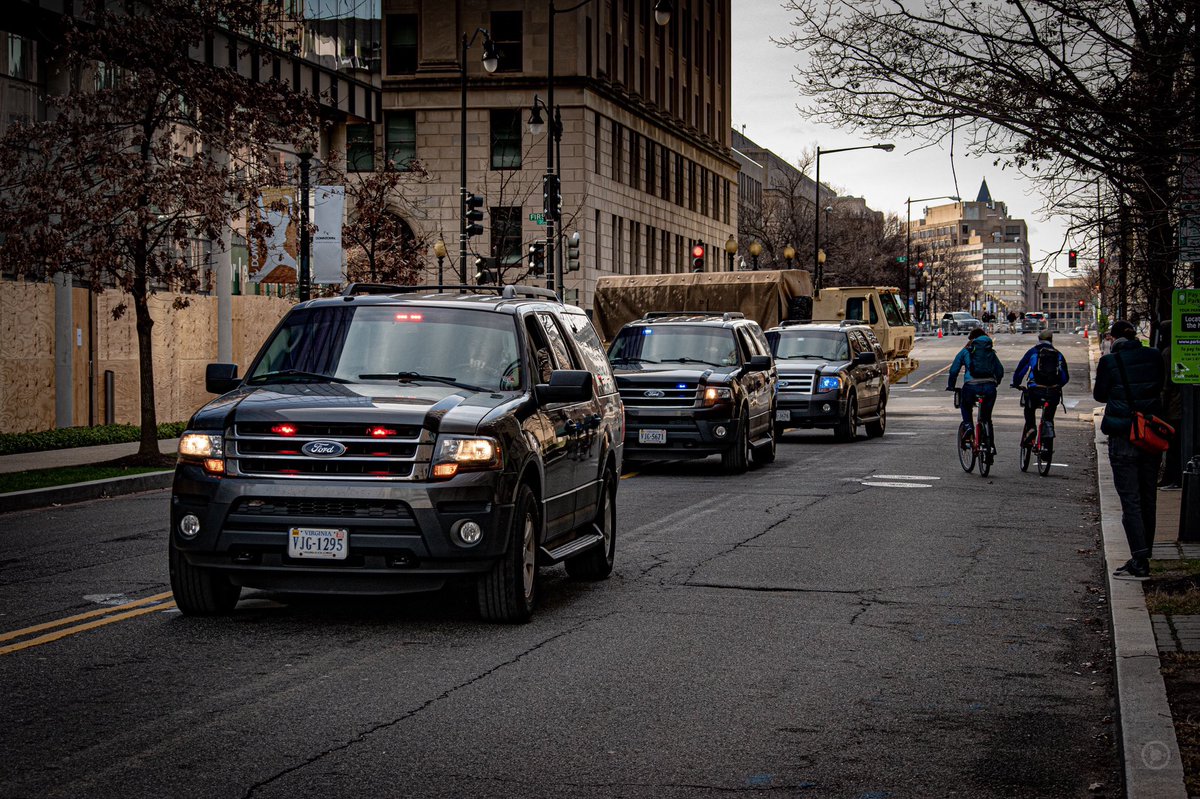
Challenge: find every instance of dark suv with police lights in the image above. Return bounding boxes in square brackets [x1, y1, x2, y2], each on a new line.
[170, 284, 622, 623]
[607, 312, 777, 472]
[767, 322, 888, 441]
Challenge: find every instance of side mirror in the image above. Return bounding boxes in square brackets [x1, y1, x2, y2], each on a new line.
[536, 369, 594, 404]
[745, 354, 773, 372]
[855, 351, 878, 366]
[206, 363, 240, 394]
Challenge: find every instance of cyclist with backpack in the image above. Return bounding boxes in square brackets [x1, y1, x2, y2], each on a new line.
[1011, 330, 1070, 445]
[947, 328, 1005, 455]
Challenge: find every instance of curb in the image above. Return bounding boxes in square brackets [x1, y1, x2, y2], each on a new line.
[1095, 416, 1189, 797]
[1, 471, 173, 513]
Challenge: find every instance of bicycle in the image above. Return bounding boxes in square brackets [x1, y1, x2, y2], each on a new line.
[1017, 386, 1056, 477]
[953, 388, 994, 477]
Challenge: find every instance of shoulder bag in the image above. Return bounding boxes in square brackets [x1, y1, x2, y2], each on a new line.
[1114, 350, 1173, 453]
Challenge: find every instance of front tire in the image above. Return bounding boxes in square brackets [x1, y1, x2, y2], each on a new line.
[170, 538, 240, 616]
[566, 468, 616, 580]
[958, 425, 976, 473]
[834, 394, 858, 442]
[865, 398, 887, 438]
[478, 483, 539, 623]
[752, 411, 777, 465]
[721, 409, 751, 474]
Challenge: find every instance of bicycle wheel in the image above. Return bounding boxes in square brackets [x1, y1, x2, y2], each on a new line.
[1019, 444, 1031, 472]
[978, 423, 993, 478]
[958, 426, 976, 473]
[1037, 445, 1052, 476]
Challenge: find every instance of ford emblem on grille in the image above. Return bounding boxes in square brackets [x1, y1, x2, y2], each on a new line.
[644, 389, 666, 398]
[302, 440, 347, 458]
[778, 381, 790, 389]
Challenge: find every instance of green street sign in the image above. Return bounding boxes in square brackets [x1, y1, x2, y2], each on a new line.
[1171, 289, 1200, 384]
[528, 212, 546, 226]
[896, 256, 908, 264]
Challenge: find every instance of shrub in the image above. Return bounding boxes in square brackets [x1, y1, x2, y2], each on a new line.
[0, 422, 187, 456]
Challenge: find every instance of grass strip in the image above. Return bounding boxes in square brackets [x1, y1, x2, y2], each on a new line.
[0, 465, 167, 494]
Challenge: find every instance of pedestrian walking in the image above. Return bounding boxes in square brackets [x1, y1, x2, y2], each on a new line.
[1159, 319, 1183, 489]
[1094, 319, 1166, 579]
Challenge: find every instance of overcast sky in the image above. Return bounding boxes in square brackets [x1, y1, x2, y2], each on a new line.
[731, 1, 1073, 278]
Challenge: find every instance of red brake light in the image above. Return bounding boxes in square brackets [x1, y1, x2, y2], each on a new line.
[394, 313, 424, 322]
[272, 424, 297, 436]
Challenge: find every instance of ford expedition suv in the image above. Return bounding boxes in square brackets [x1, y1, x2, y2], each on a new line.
[607, 312, 777, 473]
[170, 284, 622, 623]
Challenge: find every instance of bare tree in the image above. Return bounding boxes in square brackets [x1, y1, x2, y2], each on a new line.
[779, 0, 1197, 323]
[0, 0, 316, 458]
[930, 248, 980, 316]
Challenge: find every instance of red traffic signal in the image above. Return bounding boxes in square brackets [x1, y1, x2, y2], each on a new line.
[691, 244, 705, 272]
[691, 244, 705, 259]
[917, 260, 925, 270]
[1068, 249, 1078, 270]
[1078, 299, 1086, 309]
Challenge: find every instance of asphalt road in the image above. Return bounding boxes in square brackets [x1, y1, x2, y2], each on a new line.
[0, 332, 1121, 798]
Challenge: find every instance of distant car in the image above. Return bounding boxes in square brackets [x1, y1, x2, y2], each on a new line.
[941, 312, 982, 335]
[1021, 312, 1048, 333]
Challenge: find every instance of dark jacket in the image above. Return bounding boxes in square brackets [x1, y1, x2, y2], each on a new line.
[1011, 341, 1070, 389]
[1094, 337, 1165, 437]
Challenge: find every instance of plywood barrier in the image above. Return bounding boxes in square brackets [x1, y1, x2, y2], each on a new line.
[0, 280, 292, 433]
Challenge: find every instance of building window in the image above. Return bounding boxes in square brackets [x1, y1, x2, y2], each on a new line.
[490, 109, 521, 170]
[385, 15, 417, 75]
[491, 11, 523, 73]
[712, 173, 719, 220]
[629, 132, 640, 189]
[490, 206, 522, 267]
[7, 33, 33, 81]
[700, 167, 708, 216]
[646, 140, 656, 197]
[385, 112, 416, 169]
[675, 153, 683, 205]
[723, 180, 730, 225]
[346, 124, 375, 171]
[687, 161, 696, 211]
[613, 122, 623, 183]
[661, 147, 670, 199]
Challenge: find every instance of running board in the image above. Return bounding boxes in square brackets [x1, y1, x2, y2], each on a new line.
[541, 530, 604, 562]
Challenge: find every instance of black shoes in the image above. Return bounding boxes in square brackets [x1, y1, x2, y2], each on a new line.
[1112, 559, 1150, 581]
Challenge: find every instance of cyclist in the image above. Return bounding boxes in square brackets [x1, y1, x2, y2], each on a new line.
[1011, 330, 1069, 445]
[947, 328, 1005, 460]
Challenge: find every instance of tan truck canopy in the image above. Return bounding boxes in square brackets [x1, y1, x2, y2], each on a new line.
[592, 270, 814, 342]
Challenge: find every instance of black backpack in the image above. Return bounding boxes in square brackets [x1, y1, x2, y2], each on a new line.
[1031, 347, 1061, 386]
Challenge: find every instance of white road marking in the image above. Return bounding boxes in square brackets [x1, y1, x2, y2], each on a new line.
[887, 432, 918, 436]
[872, 474, 941, 480]
[860, 481, 933, 488]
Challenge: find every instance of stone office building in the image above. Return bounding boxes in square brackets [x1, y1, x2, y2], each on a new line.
[377, 0, 739, 307]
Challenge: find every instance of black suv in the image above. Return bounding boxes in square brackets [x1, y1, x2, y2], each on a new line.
[607, 312, 777, 472]
[766, 322, 888, 441]
[170, 284, 622, 623]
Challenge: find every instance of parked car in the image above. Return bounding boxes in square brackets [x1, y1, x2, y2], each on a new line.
[766, 322, 888, 441]
[941, 311, 982, 335]
[170, 284, 623, 623]
[607, 311, 777, 473]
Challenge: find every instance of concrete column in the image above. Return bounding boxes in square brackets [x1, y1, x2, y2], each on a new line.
[53, 271, 73, 427]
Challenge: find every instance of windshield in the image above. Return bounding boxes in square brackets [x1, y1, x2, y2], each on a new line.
[247, 306, 522, 391]
[878, 292, 909, 326]
[608, 325, 739, 367]
[766, 330, 849, 361]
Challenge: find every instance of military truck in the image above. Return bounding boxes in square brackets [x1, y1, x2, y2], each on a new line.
[593, 271, 918, 383]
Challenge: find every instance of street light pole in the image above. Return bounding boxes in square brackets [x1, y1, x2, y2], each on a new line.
[813, 142, 894, 294]
[298, 150, 311, 301]
[460, 29, 499, 284]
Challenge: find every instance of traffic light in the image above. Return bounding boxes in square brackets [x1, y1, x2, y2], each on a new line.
[691, 244, 705, 272]
[474, 256, 494, 285]
[917, 259, 925, 271]
[527, 240, 546, 275]
[1068, 249, 1077, 270]
[542, 173, 561, 221]
[1078, 299, 1086, 309]
[464, 193, 484, 238]
[566, 231, 581, 272]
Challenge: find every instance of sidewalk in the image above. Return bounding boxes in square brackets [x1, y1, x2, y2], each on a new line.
[0, 439, 179, 474]
[0, 439, 179, 512]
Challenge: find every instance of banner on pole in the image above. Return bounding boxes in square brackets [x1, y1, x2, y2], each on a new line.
[248, 187, 299, 284]
[312, 186, 345, 284]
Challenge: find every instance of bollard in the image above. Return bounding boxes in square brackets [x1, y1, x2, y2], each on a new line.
[1181, 457, 1200, 541]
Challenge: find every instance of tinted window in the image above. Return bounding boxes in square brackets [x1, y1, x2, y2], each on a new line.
[766, 330, 849, 361]
[609, 325, 738, 367]
[537, 312, 577, 370]
[562, 312, 616, 395]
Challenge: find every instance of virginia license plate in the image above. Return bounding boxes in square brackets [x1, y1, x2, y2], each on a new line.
[638, 429, 667, 444]
[288, 527, 348, 560]
[776, 410, 792, 422]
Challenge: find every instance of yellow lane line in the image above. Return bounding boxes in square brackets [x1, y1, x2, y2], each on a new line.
[0, 600, 175, 657]
[621, 472, 639, 480]
[909, 363, 954, 389]
[0, 591, 174, 644]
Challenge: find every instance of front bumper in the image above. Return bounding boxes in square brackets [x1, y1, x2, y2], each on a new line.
[621, 405, 740, 460]
[775, 392, 844, 429]
[170, 464, 514, 595]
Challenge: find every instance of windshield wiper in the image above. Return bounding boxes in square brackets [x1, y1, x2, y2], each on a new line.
[777, 354, 824, 360]
[359, 371, 488, 393]
[660, 357, 723, 367]
[610, 356, 659, 364]
[247, 369, 351, 385]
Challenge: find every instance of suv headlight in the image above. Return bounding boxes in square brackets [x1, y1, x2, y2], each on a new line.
[178, 432, 225, 475]
[817, 376, 842, 393]
[702, 386, 733, 406]
[432, 436, 502, 479]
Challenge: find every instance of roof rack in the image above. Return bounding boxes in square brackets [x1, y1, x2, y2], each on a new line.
[341, 283, 560, 301]
[779, 319, 814, 327]
[641, 311, 745, 322]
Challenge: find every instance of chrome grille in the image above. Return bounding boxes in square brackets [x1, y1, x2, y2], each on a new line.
[777, 374, 816, 394]
[618, 381, 700, 408]
[229, 422, 432, 480]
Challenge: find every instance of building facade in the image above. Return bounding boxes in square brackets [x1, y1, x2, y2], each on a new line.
[1034, 273, 1091, 331]
[377, 1, 737, 307]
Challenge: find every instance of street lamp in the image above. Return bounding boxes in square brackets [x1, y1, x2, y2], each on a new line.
[540, 0, 671, 296]
[783, 245, 795, 269]
[814, 143, 893, 293]
[749, 240, 763, 270]
[460, 28, 499, 283]
[724, 234, 737, 271]
[297, 150, 312, 301]
[904, 194, 960, 314]
[434, 239, 447, 286]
